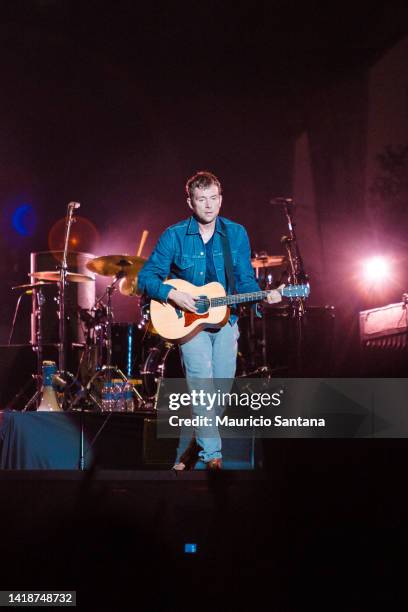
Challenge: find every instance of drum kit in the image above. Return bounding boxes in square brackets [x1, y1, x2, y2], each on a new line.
[10, 198, 309, 411]
[11, 249, 293, 412]
[14, 252, 148, 411]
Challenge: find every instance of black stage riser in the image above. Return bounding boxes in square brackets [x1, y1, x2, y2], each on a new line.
[0, 411, 257, 470]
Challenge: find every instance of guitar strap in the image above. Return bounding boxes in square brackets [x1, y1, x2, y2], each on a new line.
[220, 219, 236, 295]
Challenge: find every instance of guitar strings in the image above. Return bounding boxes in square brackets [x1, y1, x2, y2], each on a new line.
[193, 293, 268, 306]
[191, 287, 303, 306]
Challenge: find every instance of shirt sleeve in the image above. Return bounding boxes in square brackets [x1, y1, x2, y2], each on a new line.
[137, 228, 175, 302]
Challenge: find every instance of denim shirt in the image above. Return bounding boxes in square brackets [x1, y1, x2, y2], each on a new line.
[137, 215, 261, 324]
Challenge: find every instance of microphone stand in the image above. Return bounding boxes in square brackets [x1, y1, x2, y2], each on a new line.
[280, 199, 309, 375]
[73, 271, 145, 469]
[281, 201, 308, 285]
[59, 203, 79, 377]
[60, 202, 88, 468]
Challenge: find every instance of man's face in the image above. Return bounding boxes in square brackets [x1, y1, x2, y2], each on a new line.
[187, 183, 222, 225]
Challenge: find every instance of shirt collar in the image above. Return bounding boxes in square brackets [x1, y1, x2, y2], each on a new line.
[186, 216, 226, 236]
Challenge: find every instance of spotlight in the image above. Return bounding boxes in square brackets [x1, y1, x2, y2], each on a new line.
[12, 204, 36, 236]
[362, 256, 390, 285]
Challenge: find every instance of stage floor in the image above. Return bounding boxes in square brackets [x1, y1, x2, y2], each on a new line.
[0, 468, 265, 480]
[0, 443, 406, 610]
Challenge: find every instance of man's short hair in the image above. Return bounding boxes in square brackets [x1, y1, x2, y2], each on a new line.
[185, 171, 222, 200]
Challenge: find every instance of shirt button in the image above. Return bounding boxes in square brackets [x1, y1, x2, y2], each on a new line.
[200, 271, 203, 275]
[200, 252, 204, 256]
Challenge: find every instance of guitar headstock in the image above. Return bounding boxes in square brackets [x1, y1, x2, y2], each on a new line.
[282, 284, 310, 299]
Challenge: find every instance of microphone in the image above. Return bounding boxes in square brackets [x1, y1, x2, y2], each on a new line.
[270, 197, 293, 206]
[68, 201, 81, 210]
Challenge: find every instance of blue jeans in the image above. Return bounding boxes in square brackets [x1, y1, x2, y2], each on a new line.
[176, 322, 239, 464]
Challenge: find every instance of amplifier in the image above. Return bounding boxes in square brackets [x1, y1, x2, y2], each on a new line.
[238, 304, 336, 376]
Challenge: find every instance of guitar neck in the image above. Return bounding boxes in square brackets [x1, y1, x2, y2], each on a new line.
[209, 284, 309, 307]
[210, 291, 269, 307]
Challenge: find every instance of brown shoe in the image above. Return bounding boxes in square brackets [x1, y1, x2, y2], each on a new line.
[179, 438, 201, 470]
[206, 458, 222, 470]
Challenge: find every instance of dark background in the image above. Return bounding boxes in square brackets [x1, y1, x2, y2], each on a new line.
[1, 0, 408, 369]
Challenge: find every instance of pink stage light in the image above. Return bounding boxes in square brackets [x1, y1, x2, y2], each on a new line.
[362, 256, 390, 285]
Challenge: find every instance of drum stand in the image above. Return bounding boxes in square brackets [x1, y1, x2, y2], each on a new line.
[244, 267, 277, 378]
[24, 285, 46, 410]
[72, 273, 145, 412]
[74, 273, 146, 468]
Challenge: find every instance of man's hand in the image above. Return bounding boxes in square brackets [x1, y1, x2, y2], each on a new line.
[168, 289, 198, 312]
[265, 284, 285, 304]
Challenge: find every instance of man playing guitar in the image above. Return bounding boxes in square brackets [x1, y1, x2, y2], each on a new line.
[138, 171, 282, 470]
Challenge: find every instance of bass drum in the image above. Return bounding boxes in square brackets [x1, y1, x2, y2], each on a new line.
[141, 341, 184, 400]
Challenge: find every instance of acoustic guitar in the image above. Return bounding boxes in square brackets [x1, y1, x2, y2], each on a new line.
[150, 278, 310, 342]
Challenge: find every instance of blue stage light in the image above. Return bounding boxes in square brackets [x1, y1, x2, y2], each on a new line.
[12, 204, 36, 236]
[184, 543, 197, 554]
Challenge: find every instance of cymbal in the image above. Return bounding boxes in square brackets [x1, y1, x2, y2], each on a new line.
[251, 255, 287, 269]
[86, 254, 146, 277]
[119, 275, 140, 297]
[30, 271, 95, 283]
[12, 281, 54, 290]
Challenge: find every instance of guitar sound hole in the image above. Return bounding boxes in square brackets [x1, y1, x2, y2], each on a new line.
[195, 295, 210, 315]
